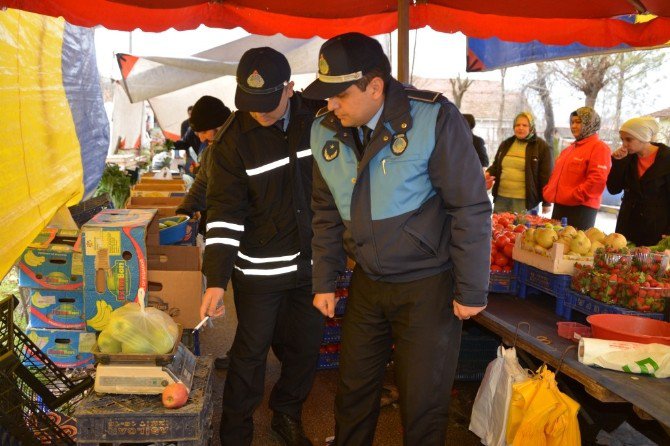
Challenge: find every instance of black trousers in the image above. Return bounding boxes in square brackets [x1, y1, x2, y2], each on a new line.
[551, 203, 598, 230]
[334, 267, 463, 446]
[219, 284, 324, 446]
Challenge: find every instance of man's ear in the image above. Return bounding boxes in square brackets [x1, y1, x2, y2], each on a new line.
[368, 77, 385, 99]
[286, 80, 295, 98]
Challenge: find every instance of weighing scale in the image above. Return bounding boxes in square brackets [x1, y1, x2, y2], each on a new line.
[94, 343, 197, 394]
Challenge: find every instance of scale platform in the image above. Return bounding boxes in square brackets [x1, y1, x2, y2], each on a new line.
[94, 343, 197, 394]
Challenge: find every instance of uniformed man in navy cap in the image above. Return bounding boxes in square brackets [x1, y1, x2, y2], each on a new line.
[200, 47, 325, 446]
[304, 33, 492, 446]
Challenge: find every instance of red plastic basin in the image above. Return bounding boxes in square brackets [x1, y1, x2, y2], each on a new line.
[587, 314, 670, 345]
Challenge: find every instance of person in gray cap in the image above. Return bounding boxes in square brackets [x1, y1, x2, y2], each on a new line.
[199, 47, 326, 446]
[304, 32, 491, 446]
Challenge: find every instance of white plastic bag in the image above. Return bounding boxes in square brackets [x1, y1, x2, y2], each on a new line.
[106, 301, 179, 354]
[470, 346, 529, 446]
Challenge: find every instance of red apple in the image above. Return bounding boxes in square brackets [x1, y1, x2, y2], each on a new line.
[162, 382, 189, 409]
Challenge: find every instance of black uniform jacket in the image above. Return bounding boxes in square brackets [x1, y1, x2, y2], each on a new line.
[203, 93, 325, 293]
[607, 143, 670, 247]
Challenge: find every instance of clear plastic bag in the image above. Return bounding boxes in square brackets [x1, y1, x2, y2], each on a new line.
[106, 302, 179, 354]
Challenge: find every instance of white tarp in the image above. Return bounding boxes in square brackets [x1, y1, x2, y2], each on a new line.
[109, 81, 144, 152]
[116, 34, 392, 140]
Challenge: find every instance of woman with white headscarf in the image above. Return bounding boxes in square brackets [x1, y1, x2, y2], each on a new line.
[607, 116, 670, 246]
[543, 107, 612, 230]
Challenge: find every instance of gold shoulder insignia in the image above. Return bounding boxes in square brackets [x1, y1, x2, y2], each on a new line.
[214, 112, 236, 142]
[316, 106, 330, 118]
[405, 88, 441, 103]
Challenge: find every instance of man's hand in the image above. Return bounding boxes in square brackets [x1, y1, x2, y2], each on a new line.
[453, 301, 486, 320]
[200, 287, 226, 320]
[612, 146, 628, 160]
[484, 171, 495, 190]
[313, 292, 336, 318]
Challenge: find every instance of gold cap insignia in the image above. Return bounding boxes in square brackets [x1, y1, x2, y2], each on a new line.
[247, 70, 265, 88]
[323, 140, 339, 161]
[391, 134, 408, 156]
[319, 54, 330, 75]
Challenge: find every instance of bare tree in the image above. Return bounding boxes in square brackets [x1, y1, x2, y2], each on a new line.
[553, 55, 616, 107]
[610, 51, 665, 129]
[449, 75, 473, 109]
[526, 62, 557, 154]
[497, 68, 507, 145]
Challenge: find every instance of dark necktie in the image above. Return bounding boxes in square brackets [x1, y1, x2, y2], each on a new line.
[275, 118, 285, 132]
[362, 125, 373, 147]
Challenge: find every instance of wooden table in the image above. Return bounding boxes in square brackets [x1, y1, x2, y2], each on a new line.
[474, 293, 670, 429]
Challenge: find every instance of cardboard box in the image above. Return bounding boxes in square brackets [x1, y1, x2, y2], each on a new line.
[132, 183, 186, 192]
[18, 228, 84, 290]
[27, 289, 86, 330]
[25, 327, 96, 368]
[82, 209, 158, 315]
[126, 196, 184, 217]
[130, 189, 186, 198]
[147, 245, 203, 328]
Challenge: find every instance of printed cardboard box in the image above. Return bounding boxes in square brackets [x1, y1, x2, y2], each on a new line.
[25, 327, 96, 368]
[82, 209, 158, 331]
[27, 289, 86, 330]
[18, 228, 83, 290]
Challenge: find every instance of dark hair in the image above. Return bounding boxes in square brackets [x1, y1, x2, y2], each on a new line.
[354, 67, 391, 92]
[187, 106, 194, 112]
[463, 114, 476, 129]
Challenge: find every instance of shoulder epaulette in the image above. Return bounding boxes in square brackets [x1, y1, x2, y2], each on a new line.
[405, 88, 442, 103]
[214, 111, 237, 143]
[315, 106, 329, 118]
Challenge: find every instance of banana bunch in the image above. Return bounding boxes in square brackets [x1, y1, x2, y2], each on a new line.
[24, 250, 46, 267]
[87, 300, 113, 331]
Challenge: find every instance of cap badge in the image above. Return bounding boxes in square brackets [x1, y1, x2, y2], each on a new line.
[322, 140, 339, 161]
[391, 134, 408, 156]
[319, 54, 330, 75]
[247, 70, 265, 88]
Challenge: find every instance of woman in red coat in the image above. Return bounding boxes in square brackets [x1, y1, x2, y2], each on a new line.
[543, 107, 611, 230]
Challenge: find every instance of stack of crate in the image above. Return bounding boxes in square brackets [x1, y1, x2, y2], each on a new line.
[17, 228, 95, 368]
[317, 269, 352, 370]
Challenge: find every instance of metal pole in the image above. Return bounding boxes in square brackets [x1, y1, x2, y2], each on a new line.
[397, 0, 409, 83]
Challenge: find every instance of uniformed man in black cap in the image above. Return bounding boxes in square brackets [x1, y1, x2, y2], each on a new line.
[303, 33, 492, 445]
[199, 47, 325, 446]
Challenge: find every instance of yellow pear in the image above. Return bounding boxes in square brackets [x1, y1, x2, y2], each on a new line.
[569, 231, 591, 256]
[534, 227, 558, 249]
[585, 227, 605, 243]
[559, 225, 577, 238]
[603, 233, 627, 250]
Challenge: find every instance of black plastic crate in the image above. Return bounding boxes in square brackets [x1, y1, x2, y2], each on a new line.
[0, 296, 92, 445]
[68, 193, 113, 227]
[455, 325, 500, 381]
[75, 356, 214, 444]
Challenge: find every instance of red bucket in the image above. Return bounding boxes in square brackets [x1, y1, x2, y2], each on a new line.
[587, 314, 670, 345]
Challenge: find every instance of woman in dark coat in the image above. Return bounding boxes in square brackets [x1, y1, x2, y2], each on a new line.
[607, 116, 670, 247]
[485, 112, 553, 213]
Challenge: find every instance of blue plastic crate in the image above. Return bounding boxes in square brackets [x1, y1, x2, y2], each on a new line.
[515, 263, 572, 319]
[489, 270, 516, 294]
[335, 297, 348, 316]
[517, 264, 571, 298]
[565, 289, 665, 321]
[317, 352, 340, 370]
[322, 324, 342, 344]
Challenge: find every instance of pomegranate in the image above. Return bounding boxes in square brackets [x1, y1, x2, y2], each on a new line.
[162, 382, 189, 409]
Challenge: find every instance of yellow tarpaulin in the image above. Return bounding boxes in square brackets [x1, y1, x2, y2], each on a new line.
[0, 9, 84, 279]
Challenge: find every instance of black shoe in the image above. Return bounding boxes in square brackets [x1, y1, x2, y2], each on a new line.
[214, 355, 230, 370]
[271, 412, 313, 446]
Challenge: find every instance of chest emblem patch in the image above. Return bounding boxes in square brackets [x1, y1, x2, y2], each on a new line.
[391, 133, 408, 156]
[323, 140, 340, 161]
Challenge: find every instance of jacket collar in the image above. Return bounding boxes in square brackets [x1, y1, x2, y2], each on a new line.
[239, 94, 309, 134]
[574, 133, 599, 146]
[319, 78, 415, 173]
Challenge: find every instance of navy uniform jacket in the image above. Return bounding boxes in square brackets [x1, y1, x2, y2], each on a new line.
[310, 79, 492, 307]
[203, 93, 325, 294]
